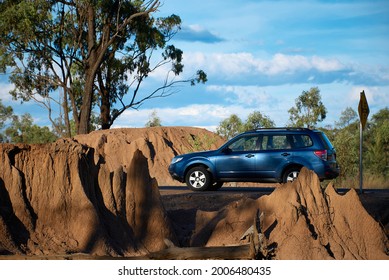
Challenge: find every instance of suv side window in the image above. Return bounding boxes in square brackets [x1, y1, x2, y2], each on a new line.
[228, 135, 260, 151]
[261, 134, 313, 150]
[262, 135, 291, 150]
[228, 133, 314, 152]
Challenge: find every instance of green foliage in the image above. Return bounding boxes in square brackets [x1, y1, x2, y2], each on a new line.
[191, 70, 208, 85]
[186, 133, 218, 153]
[216, 114, 243, 140]
[1, 99, 57, 143]
[331, 123, 360, 178]
[288, 87, 327, 128]
[216, 111, 275, 140]
[335, 107, 358, 128]
[0, 99, 14, 142]
[331, 107, 389, 187]
[365, 108, 389, 177]
[4, 113, 57, 144]
[243, 111, 275, 131]
[145, 110, 162, 127]
[0, 99, 13, 128]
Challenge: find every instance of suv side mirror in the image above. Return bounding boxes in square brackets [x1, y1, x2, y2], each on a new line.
[221, 147, 232, 154]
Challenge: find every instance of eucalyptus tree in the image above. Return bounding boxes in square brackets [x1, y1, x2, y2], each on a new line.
[0, 99, 13, 142]
[0, 0, 206, 135]
[288, 87, 327, 129]
[243, 111, 275, 131]
[216, 111, 275, 140]
[5, 113, 57, 144]
[145, 110, 162, 127]
[336, 107, 358, 128]
[216, 114, 243, 140]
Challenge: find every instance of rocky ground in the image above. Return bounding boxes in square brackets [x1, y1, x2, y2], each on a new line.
[0, 127, 388, 259]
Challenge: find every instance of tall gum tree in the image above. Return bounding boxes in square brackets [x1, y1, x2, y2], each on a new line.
[288, 87, 327, 129]
[0, 0, 206, 135]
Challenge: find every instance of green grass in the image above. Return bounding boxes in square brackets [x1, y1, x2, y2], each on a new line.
[332, 173, 389, 189]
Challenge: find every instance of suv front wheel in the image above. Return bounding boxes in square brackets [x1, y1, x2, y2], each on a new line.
[185, 166, 211, 191]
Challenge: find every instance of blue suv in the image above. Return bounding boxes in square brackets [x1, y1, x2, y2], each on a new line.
[168, 128, 339, 191]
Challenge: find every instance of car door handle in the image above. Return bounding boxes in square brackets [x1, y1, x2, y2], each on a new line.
[281, 152, 290, 157]
[245, 154, 255, 158]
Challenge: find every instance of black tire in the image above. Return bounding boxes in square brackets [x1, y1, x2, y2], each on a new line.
[282, 167, 301, 183]
[185, 166, 212, 191]
[208, 181, 223, 191]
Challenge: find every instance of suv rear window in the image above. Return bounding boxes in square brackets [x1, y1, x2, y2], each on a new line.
[261, 134, 313, 150]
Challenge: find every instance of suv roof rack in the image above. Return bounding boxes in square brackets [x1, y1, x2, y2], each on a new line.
[246, 127, 312, 132]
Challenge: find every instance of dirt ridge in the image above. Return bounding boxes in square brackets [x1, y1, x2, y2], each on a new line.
[0, 138, 175, 256]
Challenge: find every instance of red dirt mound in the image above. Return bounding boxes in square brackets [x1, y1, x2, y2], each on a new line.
[0, 138, 175, 256]
[258, 168, 388, 259]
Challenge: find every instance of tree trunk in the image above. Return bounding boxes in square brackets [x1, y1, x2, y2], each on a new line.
[98, 70, 111, 130]
[77, 4, 96, 135]
[78, 75, 94, 135]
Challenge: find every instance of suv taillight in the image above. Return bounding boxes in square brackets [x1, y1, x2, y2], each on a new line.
[314, 150, 327, 161]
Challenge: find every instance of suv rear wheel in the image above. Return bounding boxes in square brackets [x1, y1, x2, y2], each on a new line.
[282, 167, 301, 183]
[185, 166, 211, 191]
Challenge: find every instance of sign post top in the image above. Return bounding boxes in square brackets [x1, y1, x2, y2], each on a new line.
[358, 90, 370, 130]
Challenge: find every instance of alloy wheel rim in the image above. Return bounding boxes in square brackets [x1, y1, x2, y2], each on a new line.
[189, 171, 206, 188]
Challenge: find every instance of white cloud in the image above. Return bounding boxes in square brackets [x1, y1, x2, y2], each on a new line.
[206, 85, 273, 106]
[348, 86, 389, 107]
[311, 56, 344, 72]
[184, 52, 348, 78]
[188, 24, 204, 32]
[261, 54, 345, 75]
[265, 54, 311, 75]
[113, 104, 254, 129]
[184, 52, 257, 77]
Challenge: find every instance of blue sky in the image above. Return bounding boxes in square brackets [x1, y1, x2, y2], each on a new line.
[1, 0, 388, 131]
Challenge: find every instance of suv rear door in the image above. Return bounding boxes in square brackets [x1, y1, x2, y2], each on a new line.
[255, 134, 293, 180]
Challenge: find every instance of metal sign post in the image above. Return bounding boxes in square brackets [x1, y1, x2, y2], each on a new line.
[359, 122, 363, 193]
[357, 90, 369, 194]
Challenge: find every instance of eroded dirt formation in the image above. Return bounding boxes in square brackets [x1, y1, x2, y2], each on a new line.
[0, 138, 175, 256]
[257, 168, 388, 259]
[188, 168, 388, 259]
